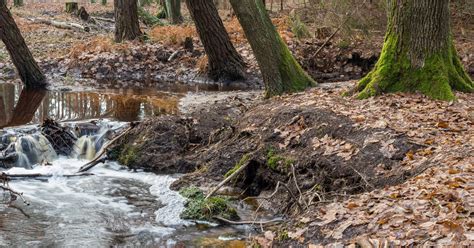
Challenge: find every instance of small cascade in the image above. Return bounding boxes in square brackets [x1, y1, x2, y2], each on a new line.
[72, 136, 97, 160]
[14, 134, 57, 168]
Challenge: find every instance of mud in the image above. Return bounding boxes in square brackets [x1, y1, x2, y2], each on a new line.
[111, 88, 426, 219]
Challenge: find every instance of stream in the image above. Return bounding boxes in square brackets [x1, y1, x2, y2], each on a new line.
[0, 82, 257, 247]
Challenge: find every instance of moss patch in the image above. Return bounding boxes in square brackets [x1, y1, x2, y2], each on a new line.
[179, 186, 239, 221]
[117, 145, 138, 166]
[266, 148, 294, 172]
[356, 26, 472, 101]
[224, 153, 251, 178]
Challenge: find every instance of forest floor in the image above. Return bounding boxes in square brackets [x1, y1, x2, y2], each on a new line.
[0, 3, 473, 247]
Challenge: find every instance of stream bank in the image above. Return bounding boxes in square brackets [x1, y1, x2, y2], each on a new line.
[107, 81, 474, 246]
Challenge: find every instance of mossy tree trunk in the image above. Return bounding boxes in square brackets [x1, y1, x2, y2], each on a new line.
[356, 0, 473, 100]
[157, 0, 167, 18]
[65, 2, 78, 13]
[185, 0, 245, 81]
[114, 0, 142, 42]
[0, 0, 47, 89]
[165, 0, 182, 24]
[229, 0, 315, 97]
[13, 0, 23, 7]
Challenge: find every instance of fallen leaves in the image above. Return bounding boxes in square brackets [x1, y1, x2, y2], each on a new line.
[269, 85, 473, 247]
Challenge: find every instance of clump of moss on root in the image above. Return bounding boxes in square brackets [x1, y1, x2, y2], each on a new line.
[179, 186, 239, 221]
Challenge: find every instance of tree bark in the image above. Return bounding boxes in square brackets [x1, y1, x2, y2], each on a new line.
[229, 0, 315, 97]
[13, 0, 23, 7]
[356, 0, 473, 100]
[65, 2, 78, 13]
[0, 0, 47, 89]
[165, 0, 182, 24]
[185, 0, 245, 81]
[114, 0, 142, 42]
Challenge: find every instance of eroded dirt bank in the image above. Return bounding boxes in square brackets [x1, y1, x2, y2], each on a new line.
[108, 82, 473, 246]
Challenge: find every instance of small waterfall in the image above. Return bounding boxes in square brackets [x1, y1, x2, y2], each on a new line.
[14, 134, 57, 168]
[72, 136, 97, 160]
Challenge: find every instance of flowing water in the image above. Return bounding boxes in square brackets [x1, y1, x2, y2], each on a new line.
[0, 83, 259, 247]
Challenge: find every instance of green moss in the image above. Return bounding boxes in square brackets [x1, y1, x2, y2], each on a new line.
[179, 186, 239, 221]
[224, 153, 251, 178]
[266, 148, 294, 171]
[268, 36, 316, 98]
[356, 31, 472, 101]
[138, 7, 163, 27]
[118, 145, 138, 166]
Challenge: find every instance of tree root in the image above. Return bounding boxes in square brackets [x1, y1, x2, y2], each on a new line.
[213, 216, 283, 225]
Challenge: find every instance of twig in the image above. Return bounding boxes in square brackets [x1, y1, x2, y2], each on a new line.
[281, 182, 304, 212]
[243, 181, 282, 202]
[349, 165, 374, 190]
[213, 216, 283, 225]
[0, 185, 29, 205]
[311, 0, 368, 58]
[291, 163, 307, 208]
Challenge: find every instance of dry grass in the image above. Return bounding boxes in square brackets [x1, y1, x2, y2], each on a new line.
[196, 55, 208, 74]
[148, 25, 197, 46]
[69, 36, 130, 58]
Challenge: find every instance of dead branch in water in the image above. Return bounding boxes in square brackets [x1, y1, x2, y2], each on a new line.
[77, 123, 137, 173]
[4, 172, 94, 180]
[1, 173, 29, 205]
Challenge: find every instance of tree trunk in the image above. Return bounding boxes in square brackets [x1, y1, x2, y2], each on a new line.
[114, 0, 142, 42]
[65, 2, 78, 13]
[13, 0, 23, 7]
[356, 0, 473, 100]
[185, 0, 245, 81]
[0, 0, 47, 89]
[229, 0, 315, 97]
[165, 0, 182, 24]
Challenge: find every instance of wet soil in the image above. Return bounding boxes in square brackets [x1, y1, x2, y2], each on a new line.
[110, 84, 427, 223]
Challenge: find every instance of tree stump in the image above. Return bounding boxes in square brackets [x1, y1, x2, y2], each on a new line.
[65, 2, 78, 13]
[77, 6, 90, 21]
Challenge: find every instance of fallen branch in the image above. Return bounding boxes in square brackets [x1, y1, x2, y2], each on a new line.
[0, 184, 29, 205]
[77, 124, 135, 173]
[213, 216, 283, 225]
[5, 172, 94, 180]
[26, 17, 90, 32]
[91, 16, 115, 23]
[205, 155, 254, 200]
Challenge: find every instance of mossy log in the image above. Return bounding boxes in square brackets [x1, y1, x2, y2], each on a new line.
[65, 2, 78, 13]
[356, 0, 473, 100]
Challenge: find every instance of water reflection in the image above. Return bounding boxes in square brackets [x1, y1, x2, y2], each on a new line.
[0, 83, 181, 128]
